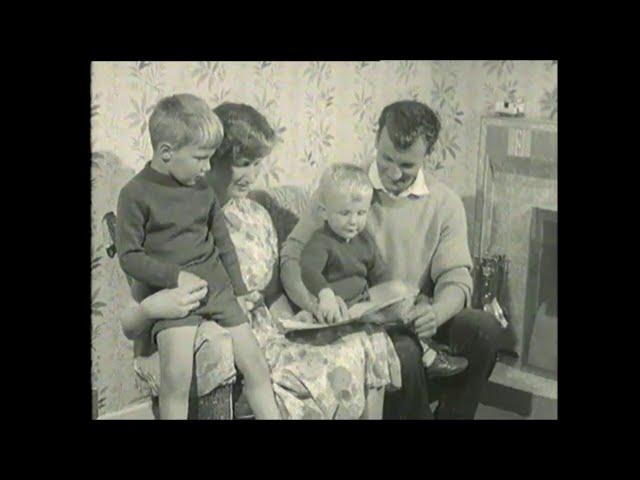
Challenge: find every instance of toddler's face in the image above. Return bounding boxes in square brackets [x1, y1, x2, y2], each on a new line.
[323, 188, 373, 241]
[168, 142, 216, 186]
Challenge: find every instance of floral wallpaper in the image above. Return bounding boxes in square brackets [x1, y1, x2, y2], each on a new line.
[91, 60, 557, 416]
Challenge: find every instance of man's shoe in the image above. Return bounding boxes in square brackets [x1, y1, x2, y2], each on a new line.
[425, 351, 469, 378]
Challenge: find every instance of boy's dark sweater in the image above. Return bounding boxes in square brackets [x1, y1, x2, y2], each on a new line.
[300, 223, 392, 304]
[115, 162, 248, 295]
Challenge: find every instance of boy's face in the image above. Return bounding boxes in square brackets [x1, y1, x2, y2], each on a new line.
[322, 188, 373, 241]
[167, 142, 216, 186]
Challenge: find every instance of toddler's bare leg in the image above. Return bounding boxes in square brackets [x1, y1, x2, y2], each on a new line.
[156, 325, 198, 420]
[361, 387, 384, 419]
[226, 323, 281, 419]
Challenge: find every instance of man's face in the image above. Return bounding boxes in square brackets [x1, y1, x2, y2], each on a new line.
[375, 125, 427, 195]
[167, 142, 216, 186]
[322, 188, 373, 241]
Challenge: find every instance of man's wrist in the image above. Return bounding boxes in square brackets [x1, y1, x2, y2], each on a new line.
[430, 302, 454, 327]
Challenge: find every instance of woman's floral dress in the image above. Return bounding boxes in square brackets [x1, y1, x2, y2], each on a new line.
[222, 197, 401, 419]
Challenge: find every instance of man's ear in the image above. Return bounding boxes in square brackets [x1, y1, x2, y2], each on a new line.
[158, 142, 173, 163]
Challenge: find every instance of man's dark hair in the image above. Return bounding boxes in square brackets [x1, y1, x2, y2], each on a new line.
[376, 100, 441, 155]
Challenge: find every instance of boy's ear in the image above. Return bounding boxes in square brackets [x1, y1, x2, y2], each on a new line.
[158, 142, 173, 163]
[316, 202, 328, 221]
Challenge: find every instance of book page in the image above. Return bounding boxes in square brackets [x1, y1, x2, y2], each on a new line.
[279, 280, 418, 333]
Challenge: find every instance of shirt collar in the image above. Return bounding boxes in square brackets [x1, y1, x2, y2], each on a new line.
[368, 161, 430, 198]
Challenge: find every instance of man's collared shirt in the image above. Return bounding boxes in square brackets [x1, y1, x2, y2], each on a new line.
[368, 161, 430, 198]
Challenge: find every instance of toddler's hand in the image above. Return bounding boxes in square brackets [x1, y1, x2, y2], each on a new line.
[318, 289, 342, 324]
[178, 271, 206, 290]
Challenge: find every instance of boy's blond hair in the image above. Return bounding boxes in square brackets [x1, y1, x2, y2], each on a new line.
[318, 163, 373, 204]
[148, 93, 224, 151]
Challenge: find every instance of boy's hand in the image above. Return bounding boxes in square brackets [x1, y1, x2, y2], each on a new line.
[178, 271, 207, 290]
[238, 291, 263, 315]
[318, 288, 343, 324]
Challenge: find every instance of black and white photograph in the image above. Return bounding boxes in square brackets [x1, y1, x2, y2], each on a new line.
[90, 60, 558, 420]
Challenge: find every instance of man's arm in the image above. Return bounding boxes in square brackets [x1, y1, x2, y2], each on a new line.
[279, 189, 325, 313]
[116, 187, 181, 289]
[210, 196, 249, 296]
[414, 283, 465, 329]
[429, 192, 474, 322]
[410, 192, 473, 339]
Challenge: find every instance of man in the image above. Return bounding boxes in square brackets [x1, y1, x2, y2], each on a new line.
[280, 100, 501, 419]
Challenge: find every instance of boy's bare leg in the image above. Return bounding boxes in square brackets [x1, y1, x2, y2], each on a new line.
[157, 325, 198, 419]
[361, 387, 384, 419]
[227, 323, 281, 419]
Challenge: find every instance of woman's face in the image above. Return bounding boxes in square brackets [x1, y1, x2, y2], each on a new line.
[226, 156, 263, 199]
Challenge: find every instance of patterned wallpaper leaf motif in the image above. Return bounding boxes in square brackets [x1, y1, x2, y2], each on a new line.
[249, 61, 287, 191]
[540, 86, 558, 119]
[209, 87, 231, 108]
[396, 61, 417, 85]
[303, 63, 335, 176]
[354, 61, 373, 76]
[483, 60, 515, 78]
[127, 62, 164, 94]
[303, 61, 332, 87]
[257, 155, 285, 189]
[191, 62, 226, 91]
[429, 62, 464, 170]
[126, 92, 156, 137]
[351, 88, 373, 122]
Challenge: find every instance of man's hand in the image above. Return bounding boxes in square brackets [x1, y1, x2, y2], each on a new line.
[317, 288, 347, 324]
[141, 283, 208, 320]
[406, 300, 438, 340]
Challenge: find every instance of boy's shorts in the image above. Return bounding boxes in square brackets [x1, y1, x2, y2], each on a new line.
[134, 255, 248, 343]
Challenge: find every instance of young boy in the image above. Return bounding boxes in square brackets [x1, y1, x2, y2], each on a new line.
[116, 94, 280, 419]
[300, 163, 468, 378]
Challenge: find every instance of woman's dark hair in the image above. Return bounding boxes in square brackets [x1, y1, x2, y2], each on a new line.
[211, 103, 276, 164]
[376, 100, 441, 155]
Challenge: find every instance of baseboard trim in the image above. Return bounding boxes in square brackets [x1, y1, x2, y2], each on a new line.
[490, 362, 557, 400]
[98, 399, 154, 420]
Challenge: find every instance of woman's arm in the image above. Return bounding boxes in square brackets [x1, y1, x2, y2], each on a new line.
[120, 283, 208, 340]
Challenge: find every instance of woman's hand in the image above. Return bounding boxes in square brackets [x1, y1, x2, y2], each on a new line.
[141, 283, 208, 320]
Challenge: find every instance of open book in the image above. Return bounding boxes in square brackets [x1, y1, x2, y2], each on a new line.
[277, 280, 419, 333]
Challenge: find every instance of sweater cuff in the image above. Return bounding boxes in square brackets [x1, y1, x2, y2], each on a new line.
[305, 277, 330, 297]
[162, 264, 181, 289]
[434, 267, 473, 309]
[233, 281, 249, 297]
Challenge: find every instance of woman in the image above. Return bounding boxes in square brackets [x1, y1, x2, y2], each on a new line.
[121, 103, 401, 419]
